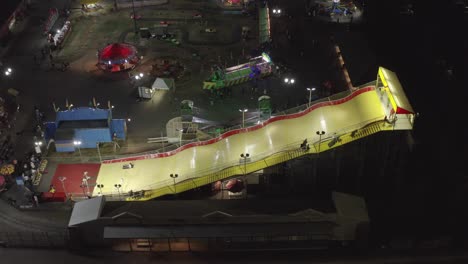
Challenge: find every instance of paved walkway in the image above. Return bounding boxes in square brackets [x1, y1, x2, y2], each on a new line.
[0, 0, 73, 234]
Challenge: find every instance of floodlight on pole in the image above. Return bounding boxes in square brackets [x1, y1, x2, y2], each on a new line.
[4, 68, 12, 76]
[240, 153, 250, 197]
[82, 172, 91, 197]
[307, 87, 316, 107]
[314, 130, 326, 188]
[170, 173, 178, 196]
[79, 184, 88, 198]
[114, 184, 122, 200]
[58, 176, 67, 198]
[97, 184, 104, 196]
[316, 131, 326, 155]
[284, 77, 295, 84]
[73, 140, 82, 162]
[176, 128, 183, 146]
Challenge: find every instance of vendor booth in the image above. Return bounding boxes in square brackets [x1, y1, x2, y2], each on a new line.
[138, 78, 175, 99]
[97, 43, 139, 72]
[151, 78, 174, 91]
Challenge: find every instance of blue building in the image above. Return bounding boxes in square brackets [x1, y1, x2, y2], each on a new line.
[44, 107, 126, 152]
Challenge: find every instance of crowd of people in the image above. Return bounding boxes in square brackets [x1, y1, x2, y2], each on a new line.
[0, 102, 47, 207]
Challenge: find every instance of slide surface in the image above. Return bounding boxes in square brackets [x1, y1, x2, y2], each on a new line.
[95, 87, 386, 198]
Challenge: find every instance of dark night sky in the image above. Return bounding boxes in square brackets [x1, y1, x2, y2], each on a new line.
[362, 0, 468, 242]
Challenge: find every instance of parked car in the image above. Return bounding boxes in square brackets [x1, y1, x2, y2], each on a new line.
[205, 28, 217, 33]
[193, 13, 202, 18]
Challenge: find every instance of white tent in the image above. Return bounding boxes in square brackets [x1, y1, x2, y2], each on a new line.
[152, 78, 175, 91]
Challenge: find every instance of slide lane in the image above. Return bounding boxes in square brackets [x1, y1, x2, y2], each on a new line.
[95, 87, 385, 198]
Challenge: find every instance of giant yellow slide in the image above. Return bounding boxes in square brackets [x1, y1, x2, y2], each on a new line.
[95, 68, 414, 201]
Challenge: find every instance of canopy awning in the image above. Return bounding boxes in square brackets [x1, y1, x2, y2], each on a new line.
[98, 43, 137, 64]
[151, 78, 175, 91]
[68, 196, 105, 227]
[378, 67, 414, 115]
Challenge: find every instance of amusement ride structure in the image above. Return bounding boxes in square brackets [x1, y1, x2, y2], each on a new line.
[90, 67, 415, 201]
[203, 52, 273, 91]
[97, 43, 140, 72]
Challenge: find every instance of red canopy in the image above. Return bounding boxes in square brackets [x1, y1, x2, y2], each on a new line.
[99, 43, 136, 62]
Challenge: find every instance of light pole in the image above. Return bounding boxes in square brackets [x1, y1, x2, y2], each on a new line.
[82, 172, 91, 197]
[79, 184, 89, 199]
[73, 140, 82, 162]
[114, 184, 122, 200]
[239, 108, 248, 128]
[131, 0, 138, 34]
[307, 87, 316, 107]
[96, 142, 102, 163]
[177, 129, 183, 147]
[34, 141, 43, 155]
[240, 153, 249, 197]
[97, 184, 104, 196]
[170, 174, 178, 196]
[316, 131, 325, 154]
[314, 131, 325, 188]
[58, 176, 67, 198]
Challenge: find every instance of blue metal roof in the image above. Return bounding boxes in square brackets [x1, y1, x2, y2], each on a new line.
[56, 107, 110, 122]
[111, 119, 126, 139]
[47, 107, 126, 152]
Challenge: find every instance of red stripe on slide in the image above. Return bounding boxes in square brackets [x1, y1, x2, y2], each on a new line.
[103, 87, 375, 164]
